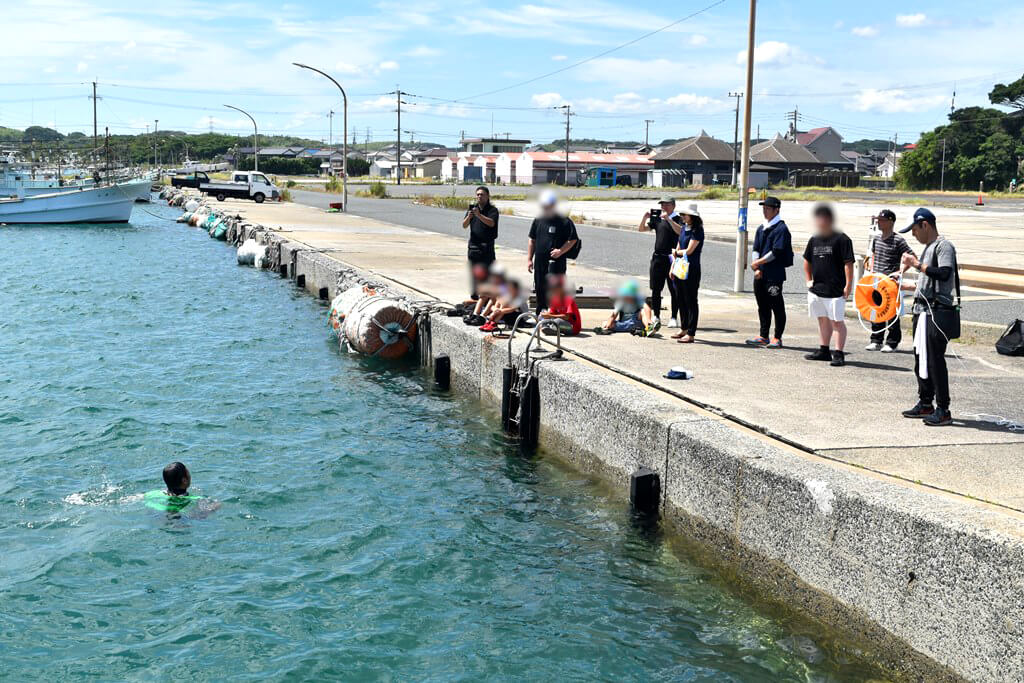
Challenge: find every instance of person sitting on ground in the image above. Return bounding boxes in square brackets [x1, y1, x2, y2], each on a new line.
[803, 203, 855, 367]
[464, 264, 506, 326]
[595, 279, 657, 335]
[144, 462, 220, 516]
[479, 278, 528, 333]
[539, 275, 581, 336]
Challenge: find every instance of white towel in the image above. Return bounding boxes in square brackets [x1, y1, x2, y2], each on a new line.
[914, 312, 929, 379]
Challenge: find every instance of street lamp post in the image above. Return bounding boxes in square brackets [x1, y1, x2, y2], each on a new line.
[224, 104, 258, 172]
[293, 62, 348, 212]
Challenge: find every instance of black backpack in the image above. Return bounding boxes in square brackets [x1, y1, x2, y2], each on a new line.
[996, 320, 1024, 356]
[563, 216, 582, 259]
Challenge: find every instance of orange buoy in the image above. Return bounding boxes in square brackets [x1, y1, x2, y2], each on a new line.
[854, 273, 900, 323]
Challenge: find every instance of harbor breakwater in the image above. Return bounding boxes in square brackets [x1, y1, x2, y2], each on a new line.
[160, 188, 1024, 682]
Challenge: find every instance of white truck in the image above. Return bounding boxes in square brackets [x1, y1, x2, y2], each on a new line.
[199, 171, 280, 203]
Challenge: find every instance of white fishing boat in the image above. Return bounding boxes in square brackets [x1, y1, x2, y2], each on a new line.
[0, 181, 140, 224]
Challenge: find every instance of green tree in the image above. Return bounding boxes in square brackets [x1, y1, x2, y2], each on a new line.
[989, 73, 1024, 110]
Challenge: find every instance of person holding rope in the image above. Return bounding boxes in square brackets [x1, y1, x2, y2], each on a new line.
[865, 209, 915, 352]
[899, 208, 958, 427]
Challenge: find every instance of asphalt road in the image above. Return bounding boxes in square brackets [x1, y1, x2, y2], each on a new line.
[292, 190, 1024, 326]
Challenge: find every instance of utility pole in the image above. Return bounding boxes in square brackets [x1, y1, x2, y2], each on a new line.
[940, 138, 947, 191]
[91, 82, 98, 154]
[644, 119, 654, 147]
[785, 106, 799, 140]
[328, 109, 334, 147]
[556, 104, 572, 185]
[734, 0, 757, 293]
[729, 92, 743, 185]
[154, 119, 158, 168]
[392, 87, 409, 185]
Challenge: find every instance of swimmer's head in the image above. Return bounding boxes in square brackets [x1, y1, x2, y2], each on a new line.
[163, 462, 191, 495]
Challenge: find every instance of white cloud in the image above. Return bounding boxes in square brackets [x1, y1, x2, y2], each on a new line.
[122, 40, 137, 50]
[851, 26, 879, 37]
[405, 46, 441, 58]
[847, 88, 947, 113]
[551, 54, 568, 61]
[896, 13, 927, 27]
[76, 61, 88, 73]
[737, 41, 796, 66]
[531, 92, 569, 108]
[378, 60, 399, 71]
[573, 91, 730, 114]
[689, 34, 708, 46]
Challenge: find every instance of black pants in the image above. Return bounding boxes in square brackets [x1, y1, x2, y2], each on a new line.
[913, 314, 950, 410]
[677, 266, 701, 335]
[533, 262, 563, 313]
[870, 319, 902, 347]
[753, 278, 787, 339]
[648, 254, 677, 319]
[468, 243, 495, 299]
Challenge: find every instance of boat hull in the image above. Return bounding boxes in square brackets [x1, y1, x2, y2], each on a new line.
[0, 186, 136, 224]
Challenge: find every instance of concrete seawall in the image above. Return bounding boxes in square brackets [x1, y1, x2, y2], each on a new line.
[176, 198, 1024, 682]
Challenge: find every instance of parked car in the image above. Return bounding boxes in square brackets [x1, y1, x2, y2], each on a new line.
[199, 171, 280, 203]
[171, 171, 210, 189]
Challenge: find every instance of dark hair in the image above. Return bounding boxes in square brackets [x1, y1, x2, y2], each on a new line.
[812, 203, 834, 221]
[475, 186, 489, 196]
[689, 215, 704, 231]
[163, 462, 189, 492]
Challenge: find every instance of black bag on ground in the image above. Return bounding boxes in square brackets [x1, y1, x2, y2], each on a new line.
[995, 319, 1024, 356]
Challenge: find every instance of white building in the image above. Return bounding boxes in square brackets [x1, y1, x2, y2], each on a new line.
[497, 151, 653, 185]
[877, 151, 903, 179]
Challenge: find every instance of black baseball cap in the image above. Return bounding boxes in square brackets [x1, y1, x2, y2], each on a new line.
[759, 196, 781, 208]
[899, 207, 936, 233]
[875, 209, 896, 222]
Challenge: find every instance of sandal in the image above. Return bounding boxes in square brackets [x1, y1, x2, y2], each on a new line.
[677, 335, 695, 344]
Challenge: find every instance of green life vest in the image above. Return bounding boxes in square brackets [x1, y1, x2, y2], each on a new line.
[144, 490, 201, 513]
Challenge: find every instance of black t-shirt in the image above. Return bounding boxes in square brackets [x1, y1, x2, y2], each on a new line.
[803, 232, 855, 298]
[466, 203, 499, 245]
[651, 216, 680, 255]
[529, 215, 579, 274]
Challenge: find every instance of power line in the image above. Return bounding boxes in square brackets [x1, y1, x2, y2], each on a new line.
[456, 0, 728, 101]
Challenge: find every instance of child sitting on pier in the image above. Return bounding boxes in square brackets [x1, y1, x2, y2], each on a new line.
[595, 279, 658, 336]
[463, 264, 506, 326]
[479, 279, 529, 333]
[540, 275, 581, 336]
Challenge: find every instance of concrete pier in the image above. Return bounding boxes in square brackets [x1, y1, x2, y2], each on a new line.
[170, 193, 1024, 682]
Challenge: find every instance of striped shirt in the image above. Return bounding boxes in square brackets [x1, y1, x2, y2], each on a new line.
[869, 231, 914, 275]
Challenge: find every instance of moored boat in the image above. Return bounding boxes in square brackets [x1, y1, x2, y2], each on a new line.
[0, 184, 137, 224]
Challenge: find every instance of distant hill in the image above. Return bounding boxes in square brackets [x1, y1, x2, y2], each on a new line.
[843, 138, 893, 154]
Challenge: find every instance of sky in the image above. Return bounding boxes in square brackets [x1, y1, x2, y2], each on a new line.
[3, 0, 1022, 148]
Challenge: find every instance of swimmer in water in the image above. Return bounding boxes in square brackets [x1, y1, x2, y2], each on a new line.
[144, 462, 219, 516]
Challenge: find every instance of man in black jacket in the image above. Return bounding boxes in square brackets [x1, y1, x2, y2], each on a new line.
[461, 186, 499, 299]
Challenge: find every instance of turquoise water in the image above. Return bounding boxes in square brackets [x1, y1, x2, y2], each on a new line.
[0, 206, 882, 681]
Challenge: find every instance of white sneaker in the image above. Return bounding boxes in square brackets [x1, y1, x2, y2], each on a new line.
[864, 342, 882, 351]
[666, 317, 679, 328]
[880, 345, 897, 353]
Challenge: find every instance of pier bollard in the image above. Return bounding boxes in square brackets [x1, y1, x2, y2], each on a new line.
[630, 468, 660, 516]
[434, 354, 451, 390]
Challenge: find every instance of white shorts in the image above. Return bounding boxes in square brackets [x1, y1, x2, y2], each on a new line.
[808, 293, 845, 321]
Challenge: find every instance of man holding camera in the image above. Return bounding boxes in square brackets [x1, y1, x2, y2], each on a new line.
[461, 185, 499, 299]
[639, 196, 684, 326]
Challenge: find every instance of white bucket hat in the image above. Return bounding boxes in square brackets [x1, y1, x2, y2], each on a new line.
[678, 202, 700, 217]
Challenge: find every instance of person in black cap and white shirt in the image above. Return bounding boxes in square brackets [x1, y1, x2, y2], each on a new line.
[898, 208, 958, 427]
[865, 209, 915, 352]
[746, 196, 793, 348]
[639, 196, 684, 329]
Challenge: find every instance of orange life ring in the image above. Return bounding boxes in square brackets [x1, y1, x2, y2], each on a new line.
[855, 273, 900, 323]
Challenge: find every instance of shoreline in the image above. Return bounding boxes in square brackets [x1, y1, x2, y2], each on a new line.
[167, 189, 1024, 682]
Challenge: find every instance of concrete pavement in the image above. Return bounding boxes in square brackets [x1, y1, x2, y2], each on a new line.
[230, 196, 1024, 512]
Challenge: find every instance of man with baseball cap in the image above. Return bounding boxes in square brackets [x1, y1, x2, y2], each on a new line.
[865, 208, 915, 352]
[898, 208, 959, 427]
[746, 196, 794, 348]
[639, 196, 684, 328]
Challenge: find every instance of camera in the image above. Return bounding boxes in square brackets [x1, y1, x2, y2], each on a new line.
[468, 203, 478, 213]
[648, 207, 662, 230]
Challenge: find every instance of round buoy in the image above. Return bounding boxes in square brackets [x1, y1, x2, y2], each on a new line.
[855, 273, 900, 323]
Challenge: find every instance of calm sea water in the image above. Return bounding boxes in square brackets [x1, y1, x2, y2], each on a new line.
[0, 204, 883, 681]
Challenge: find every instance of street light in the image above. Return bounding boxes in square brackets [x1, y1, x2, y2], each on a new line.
[224, 104, 258, 173]
[293, 62, 348, 212]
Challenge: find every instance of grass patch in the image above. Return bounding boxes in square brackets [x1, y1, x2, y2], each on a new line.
[279, 188, 293, 202]
[413, 193, 528, 210]
[355, 181, 389, 198]
[695, 186, 735, 200]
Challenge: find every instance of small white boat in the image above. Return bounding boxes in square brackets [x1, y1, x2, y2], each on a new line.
[0, 183, 139, 224]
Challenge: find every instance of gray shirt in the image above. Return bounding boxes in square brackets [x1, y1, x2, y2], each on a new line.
[913, 237, 957, 314]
